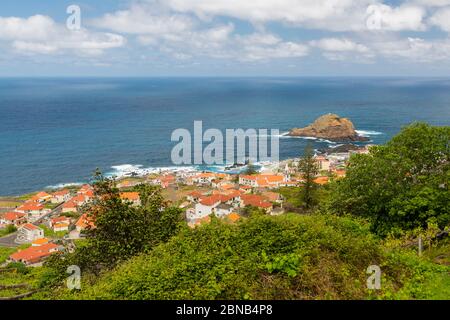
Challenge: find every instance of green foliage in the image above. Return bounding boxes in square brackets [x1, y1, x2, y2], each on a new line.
[329, 123, 450, 236]
[66, 214, 402, 300]
[0, 247, 17, 264]
[5, 262, 29, 274]
[39, 224, 67, 239]
[240, 205, 266, 218]
[298, 144, 319, 210]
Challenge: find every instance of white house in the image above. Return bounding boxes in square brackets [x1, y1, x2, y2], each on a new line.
[17, 224, 44, 243]
[193, 195, 221, 220]
[16, 202, 50, 221]
[315, 155, 331, 171]
[51, 189, 71, 204]
[215, 203, 234, 218]
[0, 212, 26, 226]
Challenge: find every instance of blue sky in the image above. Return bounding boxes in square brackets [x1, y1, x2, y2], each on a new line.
[2, 0, 450, 76]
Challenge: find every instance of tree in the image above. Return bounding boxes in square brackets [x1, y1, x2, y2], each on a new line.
[329, 123, 450, 236]
[298, 144, 319, 210]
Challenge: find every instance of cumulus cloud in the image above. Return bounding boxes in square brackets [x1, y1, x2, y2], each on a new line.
[412, 0, 450, 7]
[310, 38, 370, 53]
[0, 14, 125, 56]
[162, 0, 429, 32]
[310, 37, 374, 62]
[365, 4, 426, 31]
[429, 7, 450, 32]
[93, 4, 310, 62]
[374, 37, 450, 62]
[92, 4, 194, 35]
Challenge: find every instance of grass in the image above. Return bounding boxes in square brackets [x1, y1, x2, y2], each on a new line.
[15, 193, 37, 201]
[0, 247, 17, 264]
[39, 224, 67, 239]
[0, 200, 22, 208]
[0, 225, 17, 237]
[44, 203, 59, 210]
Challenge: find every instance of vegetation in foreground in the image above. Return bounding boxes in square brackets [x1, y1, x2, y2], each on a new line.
[0, 123, 448, 300]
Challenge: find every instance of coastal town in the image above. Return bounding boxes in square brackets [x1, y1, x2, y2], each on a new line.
[0, 144, 371, 267]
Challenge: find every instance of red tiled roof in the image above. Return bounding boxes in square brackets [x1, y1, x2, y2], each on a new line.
[10, 243, 59, 264]
[1, 212, 25, 221]
[52, 189, 70, 196]
[17, 202, 44, 212]
[120, 192, 140, 201]
[199, 195, 222, 206]
[241, 194, 273, 209]
[21, 223, 39, 231]
[51, 216, 70, 224]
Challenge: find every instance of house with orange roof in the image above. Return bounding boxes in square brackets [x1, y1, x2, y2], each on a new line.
[239, 185, 253, 193]
[120, 192, 141, 206]
[32, 237, 50, 247]
[191, 195, 222, 220]
[9, 243, 60, 265]
[78, 184, 93, 195]
[61, 200, 78, 213]
[75, 214, 95, 233]
[151, 175, 176, 188]
[239, 174, 285, 189]
[216, 182, 235, 191]
[15, 202, 50, 220]
[17, 223, 44, 242]
[240, 194, 273, 212]
[53, 222, 70, 232]
[50, 216, 71, 232]
[187, 190, 206, 203]
[30, 191, 52, 203]
[0, 212, 26, 226]
[51, 189, 71, 204]
[193, 172, 216, 185]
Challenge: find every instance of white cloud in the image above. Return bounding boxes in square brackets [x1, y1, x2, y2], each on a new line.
[374, 37, 450, 62]
[412, 0, 450, 7]
[366, 4, 426, 31]
[164, 0, 368, 29]
[92, 4, 194, 35]
[429, 7, 450, 32]
[163, 0, 428, 32]
[310, 38, 369, 53]
[0, 15, 125, 56]
[93, 4, 310, 62]
[310, 37, 374, 62]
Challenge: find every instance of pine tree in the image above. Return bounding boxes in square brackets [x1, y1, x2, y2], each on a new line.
[298, 144, 319, 210]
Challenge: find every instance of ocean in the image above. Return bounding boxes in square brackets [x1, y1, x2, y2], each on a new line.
[1, 77, 449, 196]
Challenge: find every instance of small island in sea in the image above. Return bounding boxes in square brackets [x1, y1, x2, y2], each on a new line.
[288, 113, 370, 142]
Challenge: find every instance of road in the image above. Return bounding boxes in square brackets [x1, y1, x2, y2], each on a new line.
[0, 232, 19, 248]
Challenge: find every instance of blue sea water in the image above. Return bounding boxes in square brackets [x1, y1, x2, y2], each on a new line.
[1, 77, 449, 196]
